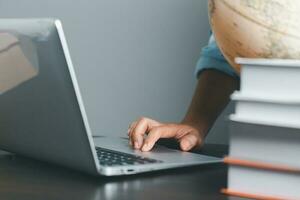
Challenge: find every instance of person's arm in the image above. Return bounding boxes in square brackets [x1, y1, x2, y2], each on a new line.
[128, 69, 239, 151]
[182, 69, 239, 139]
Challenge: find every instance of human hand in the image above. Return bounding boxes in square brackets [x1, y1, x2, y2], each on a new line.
[128, 117, 206, 152]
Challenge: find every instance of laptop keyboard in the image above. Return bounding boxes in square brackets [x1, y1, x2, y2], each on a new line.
[95, 147, 163, 166]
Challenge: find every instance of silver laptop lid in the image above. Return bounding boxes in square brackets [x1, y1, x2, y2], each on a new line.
[0, 19, 99, 174]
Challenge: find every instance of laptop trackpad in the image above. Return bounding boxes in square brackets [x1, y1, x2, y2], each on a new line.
[92, 136, 221, 163]
[93, 136, 178, 153]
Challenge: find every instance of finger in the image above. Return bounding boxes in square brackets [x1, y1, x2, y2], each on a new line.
[131, 118, 153, 149]
[131, 117, 162, 149]
[128, 121, 137, 136]
[179, 133, 202, 151]
[141, 125, 178, 151]
[127, 121, 138, 146]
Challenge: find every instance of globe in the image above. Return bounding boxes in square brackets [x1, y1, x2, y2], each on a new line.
[208, 0, 300, 73]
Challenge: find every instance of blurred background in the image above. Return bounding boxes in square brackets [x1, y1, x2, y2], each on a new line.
[0, 0, 233, 144]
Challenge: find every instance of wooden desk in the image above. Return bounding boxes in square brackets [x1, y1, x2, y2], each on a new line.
[0, 143, 245, 200]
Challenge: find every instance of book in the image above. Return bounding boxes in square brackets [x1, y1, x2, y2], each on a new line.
[228, 118, 300, 168]
[231, 91, 300, 127]
[223, 157, 300, 200]
[235, 57, 300, 99]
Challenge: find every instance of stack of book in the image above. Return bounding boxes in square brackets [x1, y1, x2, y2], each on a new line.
[222, 58, 300, 200]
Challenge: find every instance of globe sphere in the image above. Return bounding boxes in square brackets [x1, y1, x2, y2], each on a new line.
[208, 0, 300, 73]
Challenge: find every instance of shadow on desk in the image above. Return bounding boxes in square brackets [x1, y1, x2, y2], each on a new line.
[0, 144, 243, 200]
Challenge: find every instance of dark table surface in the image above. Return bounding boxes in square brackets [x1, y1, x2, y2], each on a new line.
[0, 141, 245, 200]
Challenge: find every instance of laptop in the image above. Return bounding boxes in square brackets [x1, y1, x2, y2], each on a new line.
[0, 19, 221, 176]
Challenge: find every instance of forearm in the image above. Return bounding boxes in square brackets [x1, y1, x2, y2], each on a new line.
[182, 69, 239, 135]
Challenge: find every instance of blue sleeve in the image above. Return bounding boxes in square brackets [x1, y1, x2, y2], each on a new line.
[194, 35, 239, 79]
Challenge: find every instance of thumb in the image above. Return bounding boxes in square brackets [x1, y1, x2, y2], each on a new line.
[179, 133, 202, 151]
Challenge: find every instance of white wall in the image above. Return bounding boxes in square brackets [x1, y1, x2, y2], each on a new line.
[0, 0, 232, 144]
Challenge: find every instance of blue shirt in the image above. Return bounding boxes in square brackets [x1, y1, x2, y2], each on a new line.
[195, 35, 239, 79]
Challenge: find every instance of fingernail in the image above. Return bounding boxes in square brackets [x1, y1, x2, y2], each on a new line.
[134, 141, 140, 149]
[183, 145, 191, 151]
[127, 128, 130, 134]
[142, 143, 149, 151]
[182, 141, 192, 151]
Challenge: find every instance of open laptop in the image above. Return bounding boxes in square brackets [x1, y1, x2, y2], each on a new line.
[0, 19, 221, 176]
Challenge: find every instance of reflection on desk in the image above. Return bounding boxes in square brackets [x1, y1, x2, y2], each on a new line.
[0, 144, 244, 200]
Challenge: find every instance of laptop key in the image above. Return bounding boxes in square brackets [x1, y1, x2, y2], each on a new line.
[95, 147, 163, 167]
